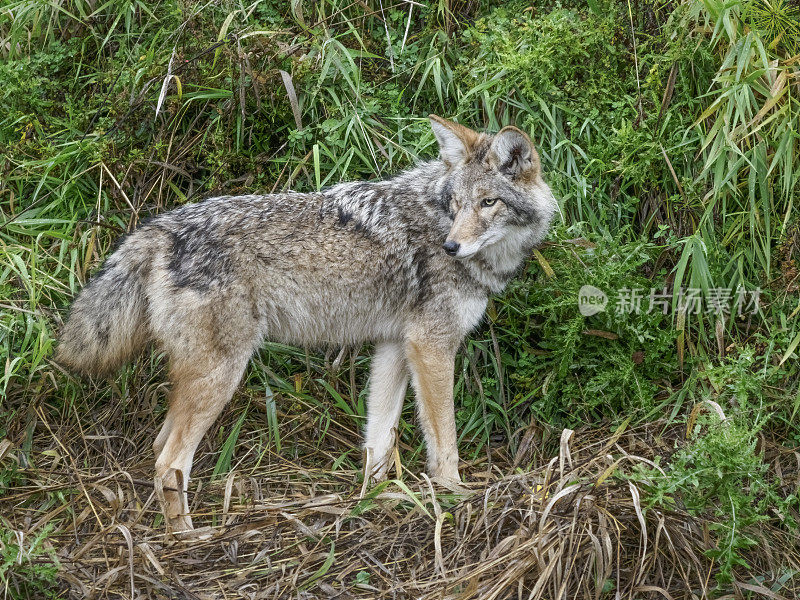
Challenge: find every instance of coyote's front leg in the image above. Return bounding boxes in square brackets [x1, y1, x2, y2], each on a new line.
[405, 338, 460, 481]
[363, 342, 409, 480]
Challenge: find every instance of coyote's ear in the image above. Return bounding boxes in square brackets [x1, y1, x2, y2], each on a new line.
[429, 114, 479, 167]
[489, 126, 539, 180]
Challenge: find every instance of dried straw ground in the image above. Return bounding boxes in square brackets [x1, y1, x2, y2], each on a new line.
[2, 379, 798, 599]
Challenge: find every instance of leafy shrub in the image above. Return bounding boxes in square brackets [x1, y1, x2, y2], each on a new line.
[630, 408, 797, 585]
[460, 5, 631, 128]
[493, 229, 678, 427]
[0, 523, 60, 599]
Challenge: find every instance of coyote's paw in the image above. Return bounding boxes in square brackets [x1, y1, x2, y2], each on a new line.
[427, 452, 460, 481]
[155, 468, 194, 533]
[363, 446, 396, 483]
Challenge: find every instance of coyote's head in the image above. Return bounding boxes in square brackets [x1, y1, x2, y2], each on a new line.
[429, 115, 556, 260]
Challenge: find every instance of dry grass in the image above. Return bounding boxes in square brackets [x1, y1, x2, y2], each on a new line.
[3, 379, 798, 600]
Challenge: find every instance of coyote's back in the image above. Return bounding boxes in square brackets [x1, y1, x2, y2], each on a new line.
[57, 115, 556, 531]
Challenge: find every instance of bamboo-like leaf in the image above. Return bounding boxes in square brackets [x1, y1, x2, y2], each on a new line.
[212, 408, 248, 480]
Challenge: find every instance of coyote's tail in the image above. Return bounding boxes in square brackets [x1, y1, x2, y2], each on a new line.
[55, 252, 151, 377]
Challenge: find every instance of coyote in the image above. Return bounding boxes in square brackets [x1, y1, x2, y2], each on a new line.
[56, 115, 556, 530]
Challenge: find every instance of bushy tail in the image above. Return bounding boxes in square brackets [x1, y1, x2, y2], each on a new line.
[56, 254, 151, 377]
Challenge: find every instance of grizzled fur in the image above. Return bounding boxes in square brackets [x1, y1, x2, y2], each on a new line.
[56, 116, 556, 531]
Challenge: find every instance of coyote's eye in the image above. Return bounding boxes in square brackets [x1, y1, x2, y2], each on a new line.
[481, 198, 502, 208]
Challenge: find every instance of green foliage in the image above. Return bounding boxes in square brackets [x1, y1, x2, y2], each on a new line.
[0, 523, 60, 599]
[626, 346, 800, 585]
[742, 0, 800, 55]
[631, 408, 797, 585]
[676, 0, 800, 289]
[460, 5, 632, 131]
[492, 230, 677, 426]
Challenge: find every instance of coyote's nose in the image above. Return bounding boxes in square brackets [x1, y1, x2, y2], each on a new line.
[442, 241, 460, 256]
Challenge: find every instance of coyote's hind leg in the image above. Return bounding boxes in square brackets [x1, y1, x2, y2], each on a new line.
[153, 411, 174, 460]
[154, 352, 250, 531]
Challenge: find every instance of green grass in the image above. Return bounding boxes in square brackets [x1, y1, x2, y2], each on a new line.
[1, 0, 799, 595]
